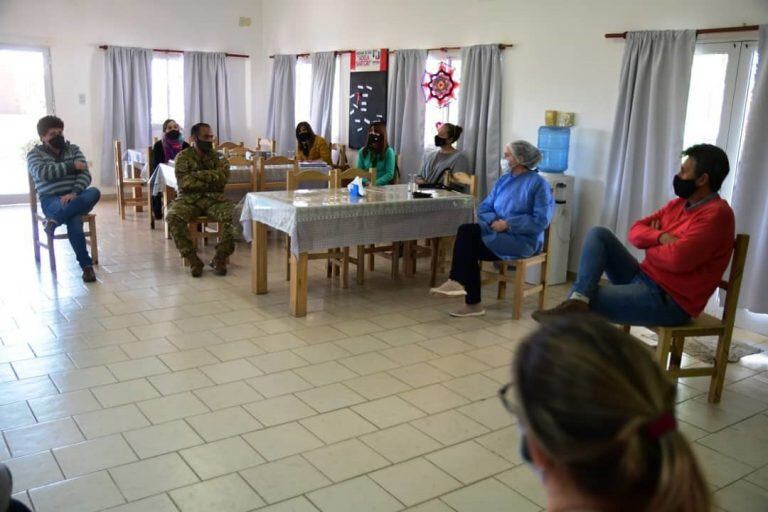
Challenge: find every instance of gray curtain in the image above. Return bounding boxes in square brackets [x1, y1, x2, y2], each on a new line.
[387, 49, 427, 177]
[458, 44, 502, 198]
[310, 52, 336, 141]
[101, 46, 152, 187]
[267, 55, 296, 156]
[600, 31, 696, 242]
[730, 25, 768, 313]
[184, 51, 231, 141]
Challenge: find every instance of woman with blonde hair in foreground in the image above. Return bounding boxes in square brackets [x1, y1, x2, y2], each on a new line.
[500, 314, 710, 512]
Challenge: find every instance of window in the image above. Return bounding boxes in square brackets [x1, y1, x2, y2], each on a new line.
[682, 41, 758, 202]
[423, 52, 461, 148]
[150, 53, 184, 138]
[295, 56, 312, 125]
[0, 45, 53, 199]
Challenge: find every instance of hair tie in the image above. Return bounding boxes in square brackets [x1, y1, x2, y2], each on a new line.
[646, 412, 677, 439]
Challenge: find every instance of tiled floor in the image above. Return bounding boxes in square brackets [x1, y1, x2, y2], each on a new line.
[2, 200, 768, 512]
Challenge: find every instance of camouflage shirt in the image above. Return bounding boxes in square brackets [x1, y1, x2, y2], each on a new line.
[174, 147, 230, 197]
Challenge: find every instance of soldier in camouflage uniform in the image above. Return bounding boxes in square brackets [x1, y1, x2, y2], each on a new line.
[166, 122, 237, 277]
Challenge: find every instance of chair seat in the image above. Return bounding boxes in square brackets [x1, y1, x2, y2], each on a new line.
[654, 313, 724, 336]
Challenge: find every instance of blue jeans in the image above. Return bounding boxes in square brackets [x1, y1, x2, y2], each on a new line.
[40, 188, 101, 268]
[572, 226, 690, 326]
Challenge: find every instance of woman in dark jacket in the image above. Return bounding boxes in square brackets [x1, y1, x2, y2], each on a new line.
[150, 119, 189, 219]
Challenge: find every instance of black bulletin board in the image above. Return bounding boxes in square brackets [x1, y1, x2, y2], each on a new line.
[348, 71, 388, 149]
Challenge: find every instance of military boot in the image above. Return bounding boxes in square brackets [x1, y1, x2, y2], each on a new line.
[187, 253, 204, 277]
[209, 254, 228, 276]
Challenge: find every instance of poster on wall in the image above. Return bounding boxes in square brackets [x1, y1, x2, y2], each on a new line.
[349, 49, 388, 150]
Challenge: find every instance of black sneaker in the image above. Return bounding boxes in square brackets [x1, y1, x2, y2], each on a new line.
[43, 219, 58, 238]
[82, 266, 97, 283]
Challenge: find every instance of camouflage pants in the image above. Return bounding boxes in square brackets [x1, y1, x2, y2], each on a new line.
[166, 194, 237, 258]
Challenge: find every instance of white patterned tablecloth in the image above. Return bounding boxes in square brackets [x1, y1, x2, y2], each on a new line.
[240, 184, 474, 255]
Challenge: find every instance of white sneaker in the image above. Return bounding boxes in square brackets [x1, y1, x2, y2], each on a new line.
[430, 279, 467, 297]
[449, 304, 486, 317]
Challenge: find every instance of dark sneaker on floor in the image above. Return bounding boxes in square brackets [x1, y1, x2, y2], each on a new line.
[209, 256, 228, 276]
[82, 266, 97, 283]
[532, 298, 589, 323]
[187, 254, 204, 277]
[43, 219, 58, 238]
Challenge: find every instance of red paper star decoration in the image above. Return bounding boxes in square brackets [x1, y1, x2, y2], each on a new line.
[422, 61, 459, 108]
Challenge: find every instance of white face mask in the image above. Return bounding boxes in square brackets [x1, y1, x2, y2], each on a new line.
[500, 158, 512, 174]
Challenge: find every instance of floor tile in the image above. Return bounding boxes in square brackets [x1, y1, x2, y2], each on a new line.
[256, 497, 320, 512]
[171, 474, 265, 512]
[29, 471, 125, 512]
[294, 361, 358, 386]
[293, 342, 351, 364]
[692, 444, 754, 489]
[109, 453, 199, 501]
[300, 408, 377, 444]
[443, 373, 500, 401]
[345, 372, 412, 400]
[676, 390, 768, 433]
[334, 319, 383, 337]
[307, 476, 402, 512]
[253, 332, 307, 353]
[137, 392, 210, 424]
[334, 335, 390, 355]
[249, 350, 310, 373]
[713, 479, 768, 512]
[440, 477, 539, 512]
[426, 440, 511, 484]
[418, 337, 474, 356]
[107, 356, 170, 381]
[206, 339, 264, 361]
[3, 451, 63, 491]
[159, 348, 218, 371]
[352, 395, 426, 428]
[12, 354, 75, 379]
[243, 421, 324, 461]
[0, 376, 58, 405]
[92, 378, 160, 407]
[340, 353, 399, 375]
[360, 424, 443, 463]
[103, 494, 178, 512]
[240, 455, 331, 504]
[427, 354, 490, 377]
[149, 368, 214, 395]
[399, 384, 469, 414]
[457, 398, 515, 430]
[50, 366, 116, 392]
[124, 420, 203, 458]
[120, 338, 178, 359]
[5, 417, 85, 456]
[75, 404, 151, 438]
[388, 363, 451, 388]
[697, 414, 768, 468]
[496, 466, 547, 508]
[370, 458, 461, 506]
[0, 402, 36, 430]
[69, 346, 128, 368]
[200, 359, 262, 384]
[53, 434, 138, 477]
[194, 381, 263, 410]
[411, 410, 489, 445]
[295, 383, 366, 412]
[380, 344, 438, 366]
[186, 406, 262, 441]
[304, 438, 390, 482]
[244, 394, 317, 426]
[474, 427, 523, 464]
[248, 370, 314, 398]
[180, 436, 265, 480]
[294, 326, 347, 345]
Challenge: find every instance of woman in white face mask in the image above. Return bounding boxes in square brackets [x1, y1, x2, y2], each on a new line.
[429, 140, 554, 317]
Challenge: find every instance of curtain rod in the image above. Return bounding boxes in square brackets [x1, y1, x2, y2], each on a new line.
[98, 45, 249, 58]
[605, 24, 759, 39]
[269, 43, 512, 59]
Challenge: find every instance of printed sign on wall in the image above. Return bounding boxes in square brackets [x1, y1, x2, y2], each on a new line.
[351, 49, 388, 72]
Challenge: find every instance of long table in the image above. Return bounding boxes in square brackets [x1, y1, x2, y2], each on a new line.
[240, 185, 474, 316]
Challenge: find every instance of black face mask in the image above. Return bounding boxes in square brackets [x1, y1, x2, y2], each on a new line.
[673, 175, 698, 199]
[297, 132, 311, 143]
[49, 134, 66, 150]
[434, 135, 448, 147]
[367, 133, 381, 147]
[196, 140, 214, 152]
[165, 130, 181, 139]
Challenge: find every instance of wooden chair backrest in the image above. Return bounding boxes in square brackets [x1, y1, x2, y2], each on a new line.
[334, 168, 376, 189]
[718, 234, 750, 328]
[331, 143, 348, 168]
[226, 154, 257, 192]
[394, 153, 401, 184]
[226, 146, 257, 158]
[216, 141, 244, 151]
[444, 171, 478, 199]
[256, 156, 298, 191]
[113, 139, 124, 186]
[27, 172, 41, 219]
[287, 169, 333, 191]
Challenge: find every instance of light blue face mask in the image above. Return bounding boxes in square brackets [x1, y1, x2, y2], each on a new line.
[500, 158, 512, 174]
[518, 426, 545, 482]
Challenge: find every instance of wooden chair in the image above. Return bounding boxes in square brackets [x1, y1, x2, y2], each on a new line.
[114, 140, 148, 220]
[444, 171, 478, 197]
[27, 173, 98, 271]
[480, 227, 552, 320]
[146, 146, 155, 230]
[257, 156, 298, 191]
[427, 171, 479, 275]
[622, 234, 750, 404]
[225, 145, 257, 158]
[331, 143, 349, 169]
[216, 141, 244, 151]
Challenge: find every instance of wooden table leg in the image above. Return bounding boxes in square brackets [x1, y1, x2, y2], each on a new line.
[429, 237, 439, 287]
[356, 245, 365, 285]
[403, 240, 416, 276]
[290, 252, 308, 317]
[251, 221, 268, 294]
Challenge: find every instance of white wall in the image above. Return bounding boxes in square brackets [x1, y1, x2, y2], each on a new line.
[258, 0, 768, 272]
[0, 0, 265, 191]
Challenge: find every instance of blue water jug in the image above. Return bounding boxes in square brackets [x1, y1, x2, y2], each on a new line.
[538, 126, 570, 173]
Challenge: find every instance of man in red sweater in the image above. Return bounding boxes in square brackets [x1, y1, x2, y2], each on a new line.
[533, 144, 735, 326]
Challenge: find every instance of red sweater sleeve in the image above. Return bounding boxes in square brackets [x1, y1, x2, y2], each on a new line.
[628, 203, 672, 249]
[645, 205, 734, 272]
